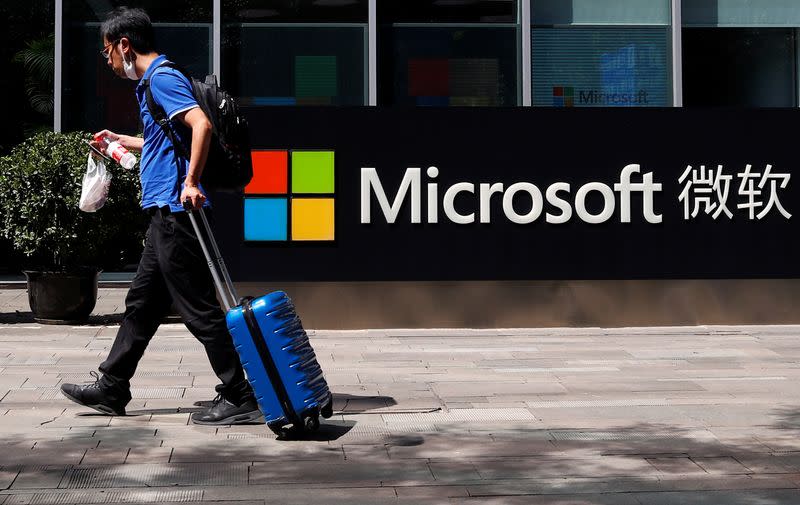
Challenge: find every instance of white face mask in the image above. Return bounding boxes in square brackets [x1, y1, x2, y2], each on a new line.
[120, 47, 139, 81]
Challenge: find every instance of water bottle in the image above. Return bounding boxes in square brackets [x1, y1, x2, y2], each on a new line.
[94, 134, 137, 170]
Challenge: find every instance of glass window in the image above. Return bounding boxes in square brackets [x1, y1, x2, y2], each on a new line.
[531, 0, 672, 108]
[222, 0, 368, 106]
[379, 1, 518, 106]
[0, 2, 54, 273]
[533, 0, 670, 26]
[381, 0, 516, 24]
[682, 1, 800, 107]
[0, 1, 54, 152]
[683, 29, 796, 107]
[223, 0, 367, 23]
[62, 1, 212, 133]
[385, 26, 518, 106]
[683, 0, 800, 27]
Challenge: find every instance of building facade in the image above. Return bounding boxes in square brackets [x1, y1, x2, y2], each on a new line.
[52, 1, 800, 328]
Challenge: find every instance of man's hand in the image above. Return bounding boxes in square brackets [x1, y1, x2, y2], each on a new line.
[91, 129, 144, 153]
[181, 184, 206, 210]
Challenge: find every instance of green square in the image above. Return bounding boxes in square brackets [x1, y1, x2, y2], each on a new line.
[565, 87, 574, 97]
[295, 56, 337, 98]
[291, 151, 335, 194]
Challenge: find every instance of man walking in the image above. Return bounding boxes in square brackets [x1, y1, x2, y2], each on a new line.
[61, 6, 259, 425]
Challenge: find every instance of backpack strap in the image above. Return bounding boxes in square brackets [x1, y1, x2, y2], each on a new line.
[141, 61, 191, 161]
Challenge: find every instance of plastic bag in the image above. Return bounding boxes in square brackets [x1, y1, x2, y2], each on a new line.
[79, 153, 112, 212]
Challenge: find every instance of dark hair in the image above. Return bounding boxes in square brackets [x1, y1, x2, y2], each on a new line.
[100, 7, 155, 54]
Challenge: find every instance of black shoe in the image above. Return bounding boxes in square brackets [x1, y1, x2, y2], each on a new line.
[60, 372, 130, 416]
[191, 395, 263, 425]
[194, 381, 254, 408]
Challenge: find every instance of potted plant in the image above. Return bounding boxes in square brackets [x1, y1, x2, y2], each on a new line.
[0, 130, 146, 323]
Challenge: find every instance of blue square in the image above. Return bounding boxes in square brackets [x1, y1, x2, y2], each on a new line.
[417, 96, 450, 106]
[244, 198, 288, 241]
[553, 96, 565, 107]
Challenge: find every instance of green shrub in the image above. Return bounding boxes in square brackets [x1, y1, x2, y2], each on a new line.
[0, 130, 147, 270]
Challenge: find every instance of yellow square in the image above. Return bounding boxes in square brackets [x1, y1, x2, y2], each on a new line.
[291, 198, 335, 241]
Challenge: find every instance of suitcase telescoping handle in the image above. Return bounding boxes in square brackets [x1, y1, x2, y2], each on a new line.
[183, 201, 239, 311]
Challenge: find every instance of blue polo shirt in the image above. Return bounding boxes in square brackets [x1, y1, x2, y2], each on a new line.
[135, 55, 209, 213]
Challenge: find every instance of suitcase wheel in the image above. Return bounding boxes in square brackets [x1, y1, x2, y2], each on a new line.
[268, 417, 320, 440]
[267, 422, 287, 438]
[304, 415, 320, 432]
[270, 423, 304, 440]
[320, 397, 333, 419]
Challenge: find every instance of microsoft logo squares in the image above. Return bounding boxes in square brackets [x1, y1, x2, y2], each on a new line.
[553, 86, 574, 107]
[244, 150, 335, 242]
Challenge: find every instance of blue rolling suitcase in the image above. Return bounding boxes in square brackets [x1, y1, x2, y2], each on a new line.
[186, 206, 333, 438]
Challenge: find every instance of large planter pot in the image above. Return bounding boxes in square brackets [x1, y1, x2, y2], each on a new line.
[23, 268, 101, 324]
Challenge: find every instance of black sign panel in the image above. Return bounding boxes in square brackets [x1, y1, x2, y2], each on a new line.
[212, 107, 799, 281]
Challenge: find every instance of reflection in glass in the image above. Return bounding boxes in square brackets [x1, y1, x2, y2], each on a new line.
[222, 25, 366, 106]
[62, 1, 212, 133]
[532, 28, 671, 107]
[63, 23, 211, 132]
[383, 26, 518, 106]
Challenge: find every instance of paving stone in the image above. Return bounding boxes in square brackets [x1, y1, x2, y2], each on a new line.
[124, 447, 173, 464]
[169, 440, 343, 463]
[646, 457, 707, 475]
[0, 447, 86, 467]
[428, 461, 481, 482]
[465, 477, 662, 497]
[451, 494, 643, 504]
[0, 467, 20, 490]
[393, 484, 469, 499]
[79, 448, 128, 466]
[129, 376, 194, 387]
[1, 488, 204, 504]
[59, 462, 249, 488]
[386, 433, 557, 460]
[434, 382, 567, 396]
[9, 466, 68, 489]
[631, 489, 800, 505]
[248, 460, 434, 486]
[40, 414, 111, 429]
[692, 456, 751, 475]
[475, 456, 658, 480]
[203, 485, 397, 503]
[340, 445, 385, 460]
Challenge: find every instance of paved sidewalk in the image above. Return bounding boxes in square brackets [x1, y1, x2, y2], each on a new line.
[0, 288, 799, 504]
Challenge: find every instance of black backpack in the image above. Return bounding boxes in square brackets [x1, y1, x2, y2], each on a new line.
[142, 61, 253, 191]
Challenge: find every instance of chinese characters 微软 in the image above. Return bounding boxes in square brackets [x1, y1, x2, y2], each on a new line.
[678, 164, 791, 220]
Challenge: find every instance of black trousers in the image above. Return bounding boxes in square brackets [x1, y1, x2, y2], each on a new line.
[99, 207, 252, 404]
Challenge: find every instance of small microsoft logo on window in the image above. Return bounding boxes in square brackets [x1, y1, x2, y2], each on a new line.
[244, 150, 335, 242]
[553, 86, 574, 107]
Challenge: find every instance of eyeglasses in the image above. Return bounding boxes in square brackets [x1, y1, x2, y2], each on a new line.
[100, 39, 120, 59]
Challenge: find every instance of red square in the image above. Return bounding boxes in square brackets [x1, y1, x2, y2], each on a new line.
[409, 59, 449, 97]
[245, 151, 288, 195]
[553, 87, 564, 97]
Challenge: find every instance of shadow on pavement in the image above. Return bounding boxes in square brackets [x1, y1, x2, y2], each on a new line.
[0, 311, 125, 325]
[287, 421, 356, 441]
[332, 393, 398, 414]
[0, 311, 186, 325]
[772, 406, 800, 430]
[1, 411, 799, 503]
[108, 407, 207, 416]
